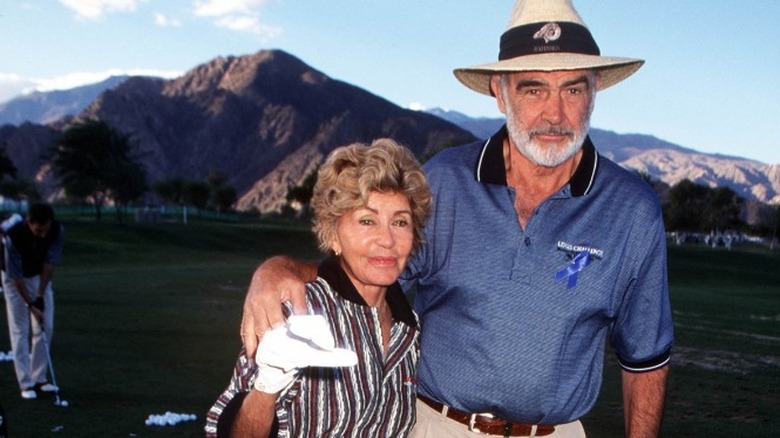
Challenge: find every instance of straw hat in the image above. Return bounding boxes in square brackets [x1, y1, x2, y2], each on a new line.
[454, 0, 644, 95]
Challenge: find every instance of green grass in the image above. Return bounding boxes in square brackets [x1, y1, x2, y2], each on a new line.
[585, 244, 780, 437]
[0, 219, 319, 437]
[1, 222, 778, 437]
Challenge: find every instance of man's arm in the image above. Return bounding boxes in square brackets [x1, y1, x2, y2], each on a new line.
[38, 263, 55, 298]
[228, 391, 277, 438]
[4, 238, 44, 322]
[622, 365, 669, 438]
[10, 277, 43, 322]
[241, 256, 318, 358]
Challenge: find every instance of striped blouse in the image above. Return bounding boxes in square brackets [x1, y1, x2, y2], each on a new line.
[205, 256, 420, 437]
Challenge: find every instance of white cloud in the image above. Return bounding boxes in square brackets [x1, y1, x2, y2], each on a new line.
[0, 73, 30, 86]
[58, 0, 143, 20]
[193, 0, 267, 17]
[154, 12, 182, 27]
[0, 73, 36, 103]
[214, 15, 282, 37]
[408, 102, 428, 112]
[193, 0, 281, 38]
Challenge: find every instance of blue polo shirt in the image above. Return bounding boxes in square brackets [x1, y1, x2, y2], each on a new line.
[401, 127, 673, 425]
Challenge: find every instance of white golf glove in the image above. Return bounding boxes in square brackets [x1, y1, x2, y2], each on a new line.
[253, 315, 358, 394]
[253, 362, 301, 394]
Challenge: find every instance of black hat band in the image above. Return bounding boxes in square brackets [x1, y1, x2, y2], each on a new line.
[499, 21, 600, 60]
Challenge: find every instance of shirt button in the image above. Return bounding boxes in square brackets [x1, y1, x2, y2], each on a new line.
[524, 237, 531, 246]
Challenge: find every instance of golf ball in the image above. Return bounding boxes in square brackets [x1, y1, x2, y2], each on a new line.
[61, 400, 69, 407]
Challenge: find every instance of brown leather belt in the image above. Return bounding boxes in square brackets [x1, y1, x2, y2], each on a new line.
[418, 395, 555, 437]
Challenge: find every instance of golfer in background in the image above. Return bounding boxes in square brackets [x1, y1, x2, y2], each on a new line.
[2, 203, 64, 400]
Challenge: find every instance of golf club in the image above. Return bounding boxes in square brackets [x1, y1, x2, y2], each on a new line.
[40, 328, 68, 407]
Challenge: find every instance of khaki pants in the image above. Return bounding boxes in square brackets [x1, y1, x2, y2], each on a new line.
[409, 398, 586, 438]
[2, 273, 54, 390]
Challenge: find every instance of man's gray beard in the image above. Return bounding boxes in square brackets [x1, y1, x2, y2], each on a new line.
[503, 95, 593, 167]
[506, 115, 589, 168]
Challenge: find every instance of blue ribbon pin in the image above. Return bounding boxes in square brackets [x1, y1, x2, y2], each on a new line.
[554, 251, 592, 289]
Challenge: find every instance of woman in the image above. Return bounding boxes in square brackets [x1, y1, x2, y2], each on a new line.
[206, 138, 431, 437]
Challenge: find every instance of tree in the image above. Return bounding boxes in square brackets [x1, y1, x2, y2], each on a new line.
[0, 142, 18, 181]
[773, 205, 780, 251]
[111, 159, 148, 223]
[184, 180, 211, 211]
[284, 167, 318, 217]
[0, 143, 38, 205]
[205, 171, 237, 213]
[758, 204, 780, 250]
[152, 177, 186, 205]
[705, 186, 743, 231]
[0, 179, 40, 204]
[664, 179, 709, 231]
[210, 185, 237, 213]
[152, 177, 188, 222]
[153, 174, 237, 220]
[52, 120, 147, 220]
[664, 179, 746, 233]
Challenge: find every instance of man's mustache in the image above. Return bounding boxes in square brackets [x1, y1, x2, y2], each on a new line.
[529, 127, 574, 137]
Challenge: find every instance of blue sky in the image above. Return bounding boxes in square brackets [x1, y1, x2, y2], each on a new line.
[2, 0, 779, 164]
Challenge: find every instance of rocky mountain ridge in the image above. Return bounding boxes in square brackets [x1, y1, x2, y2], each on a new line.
[1, 52, 778, 209]
[0, 76, 130, 126]
[1, 50, 473, 212]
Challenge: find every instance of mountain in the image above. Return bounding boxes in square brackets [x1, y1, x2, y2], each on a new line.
[0, 76, 130, 126]
[426, 108, 503, 141]
[2, 55, 777, 212]
[0, 123, 61, 197]
[0, 50, 474, 212]
[428, 109, 780, 205]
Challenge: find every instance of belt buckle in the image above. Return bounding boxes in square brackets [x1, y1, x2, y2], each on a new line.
[468, 412, 494, 434]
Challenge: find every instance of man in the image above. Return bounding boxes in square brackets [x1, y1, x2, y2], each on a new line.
[238, 0, 673, 437]
[2, 204, 64, 400]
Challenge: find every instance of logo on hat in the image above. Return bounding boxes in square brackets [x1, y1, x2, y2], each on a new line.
[533, 23, 561, 44]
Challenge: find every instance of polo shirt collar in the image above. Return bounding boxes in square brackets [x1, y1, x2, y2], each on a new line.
[475, 125, 599, 197]
[318, 256, 418, 328]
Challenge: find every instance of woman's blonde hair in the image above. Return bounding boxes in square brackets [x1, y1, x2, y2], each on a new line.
[311, 138, 431, 254]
